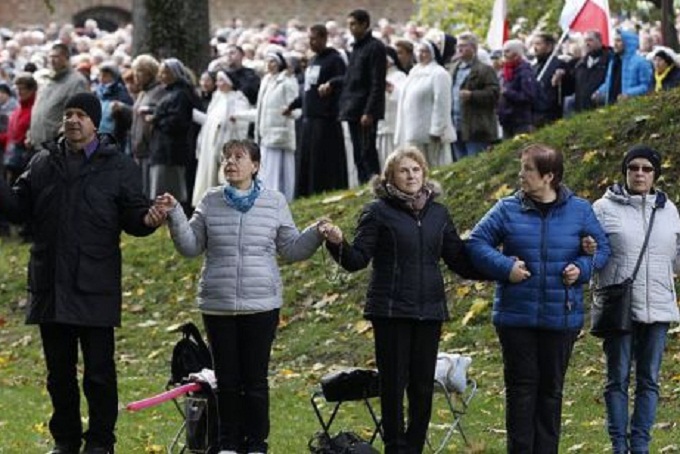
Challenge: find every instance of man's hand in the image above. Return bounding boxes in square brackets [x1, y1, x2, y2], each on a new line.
[581, 235, 597, 255]
[318, 82, 332, 97]
[459, 89, 472, 101]
[360, 114, 374, 128]
[144, 205, 166, 228]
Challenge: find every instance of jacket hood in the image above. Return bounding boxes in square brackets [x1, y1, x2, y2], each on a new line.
[371, 176, 442, 199]
[618, 29, 640, 58]
[603, 182, 667, 208]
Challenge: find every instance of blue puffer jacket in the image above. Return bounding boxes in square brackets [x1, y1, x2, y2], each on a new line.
[596, 29, 653, 102]
[468, 186, 610, 330]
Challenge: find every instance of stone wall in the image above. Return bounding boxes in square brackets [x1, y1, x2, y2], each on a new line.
[1, 0, 415, 30]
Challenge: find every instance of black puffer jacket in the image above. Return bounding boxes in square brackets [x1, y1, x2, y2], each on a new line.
[327, 180, 473, 321]
[0, 134, 156, 326]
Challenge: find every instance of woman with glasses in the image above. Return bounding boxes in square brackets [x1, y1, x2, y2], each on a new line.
[155, 140, 326, 454]
[592, 145, 680, 454]
[467, 143, 610, 453]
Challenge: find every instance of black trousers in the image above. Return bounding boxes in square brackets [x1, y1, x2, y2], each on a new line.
[372, 318, 442, 454]
[203, 310, 279, 453]
[347, 120, 379, 184]
[496, 326, 578, 454]
[40, 323, 118, 450]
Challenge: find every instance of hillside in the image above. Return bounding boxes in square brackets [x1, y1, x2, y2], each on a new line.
[1, 90, 680, 453]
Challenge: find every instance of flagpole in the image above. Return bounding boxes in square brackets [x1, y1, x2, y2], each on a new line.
[536, 28, 570, 83]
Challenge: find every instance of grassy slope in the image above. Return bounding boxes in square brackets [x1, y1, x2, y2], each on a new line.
[2, 90, 680, 453]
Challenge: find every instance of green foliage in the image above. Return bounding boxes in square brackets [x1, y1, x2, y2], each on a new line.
[413, 0, 660, 42]
[3, 90, 680, 451]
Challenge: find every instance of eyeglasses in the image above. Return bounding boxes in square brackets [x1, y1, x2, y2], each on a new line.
[627, 164, 654, 173]
[221, 153, 250, 164]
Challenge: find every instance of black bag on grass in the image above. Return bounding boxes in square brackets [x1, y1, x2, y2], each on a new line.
[169, 322, 212, 386]
[309, 431, 379, 453]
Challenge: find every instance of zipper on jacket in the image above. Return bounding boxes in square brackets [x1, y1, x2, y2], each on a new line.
[418, 215, 424, 320]
[539, 213, 548, 325]
[642, 197, 650, 322]
[236, 211, 245, 309]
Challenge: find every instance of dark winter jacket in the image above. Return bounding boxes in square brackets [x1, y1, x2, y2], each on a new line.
[450, 58, 500, 142]
[656, 65, 680, 91]
[289, 47, 346, 119]
[498, 60, 536, 130]
[327, 180, 476, 321]
[468, 186, 610, 331]
[331, 31, 387, 121]
[563, 48, 611, 112]
[150, 81, 200, 166]
[532, 54, 567, 124]
[0, 134, 155, 326]
[228, 66, 261, 106]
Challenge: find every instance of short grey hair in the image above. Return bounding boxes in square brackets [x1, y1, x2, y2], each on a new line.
[503, 39, 526, 57]
[457, 32, 479, 49]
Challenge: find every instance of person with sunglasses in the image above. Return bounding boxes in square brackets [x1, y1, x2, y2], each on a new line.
[592, 145, 680, 454]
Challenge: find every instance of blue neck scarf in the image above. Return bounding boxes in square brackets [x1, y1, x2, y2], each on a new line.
[223, 179, 262, 212]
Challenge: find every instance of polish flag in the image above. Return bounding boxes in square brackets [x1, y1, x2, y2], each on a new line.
[486, 0, 509, 51]
[559, 0, 614, 46]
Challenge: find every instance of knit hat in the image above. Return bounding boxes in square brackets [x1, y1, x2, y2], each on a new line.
[65, 92, 102, 128]
[622, 144, 662, 181]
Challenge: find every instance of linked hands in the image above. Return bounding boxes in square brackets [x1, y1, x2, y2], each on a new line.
[317, 219, 343, 244]
[508, 257, 531, 283]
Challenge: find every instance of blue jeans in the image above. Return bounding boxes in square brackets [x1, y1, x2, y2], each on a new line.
[603, 322, 669, 453]
[452, 140, 489, 161]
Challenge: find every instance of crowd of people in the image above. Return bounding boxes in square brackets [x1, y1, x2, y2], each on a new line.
[1, 7, 679, 454]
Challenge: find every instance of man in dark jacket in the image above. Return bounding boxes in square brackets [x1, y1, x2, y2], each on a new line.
[555, 30, 610, 113]
[321, 9, 386, 184]
[531, 33, 568, 128]
[0, 92, 165, 454]
[285, 24, 348, 196]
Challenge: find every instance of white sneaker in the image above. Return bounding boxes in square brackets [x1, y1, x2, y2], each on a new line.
[218, 451, 238, 454]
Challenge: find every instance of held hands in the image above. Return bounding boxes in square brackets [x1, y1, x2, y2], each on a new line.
[317, 219, 343, 245]
[562, 263, 581, 286]
[144, 205, 167, 228]
[154, 193, 178, 214]
[581, 235, 597, 255]
[508, 257, 531, 283]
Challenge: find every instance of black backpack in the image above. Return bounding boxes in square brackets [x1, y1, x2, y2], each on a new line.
[169, 322, 212, 386]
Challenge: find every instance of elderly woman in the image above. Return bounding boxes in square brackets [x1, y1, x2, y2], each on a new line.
[147, 58, 202, 204]
[394, 41, 455, 167]
[648, 46, 680, 92]
[320, 146, 475, 454]
[156, 140, 326, 454]
[592, 145, 680, 454]
[192, 71, 249, 206]
[498, 39, 537, 139]
[467, 144, 610, 453]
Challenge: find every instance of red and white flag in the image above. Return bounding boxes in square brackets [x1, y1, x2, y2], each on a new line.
[559, 0, 613, 46]
[486, 0, 509, 51]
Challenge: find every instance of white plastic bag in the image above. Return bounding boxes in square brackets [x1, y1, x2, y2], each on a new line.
[434, 353, 472, 393]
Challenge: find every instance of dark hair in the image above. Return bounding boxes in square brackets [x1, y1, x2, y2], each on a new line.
[348, 9, 371, 27]
[309, 24, 328, 39]
[222, 139, 261, 177]
[520, 143, 564, 189]
[23, 62, 38, 73]
[534, 32, 556, 47]
[14, 73, 38, 91]
[655, 50, 675, 66]
[51, 42, 71, 57]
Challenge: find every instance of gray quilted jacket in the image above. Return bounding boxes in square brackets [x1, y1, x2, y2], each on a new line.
[593, 184, 680, 323]
[167, 186, 322, 313]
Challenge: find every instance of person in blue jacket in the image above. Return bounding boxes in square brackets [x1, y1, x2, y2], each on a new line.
[467, 143, 610, 454]
[593, 29, 652, 106]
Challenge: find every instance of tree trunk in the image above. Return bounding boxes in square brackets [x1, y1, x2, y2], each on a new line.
[132, 0, 211, 77]
[649, 0, 679, 51]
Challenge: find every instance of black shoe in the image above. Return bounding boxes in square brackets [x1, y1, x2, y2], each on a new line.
[47, 445, 79, 454]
